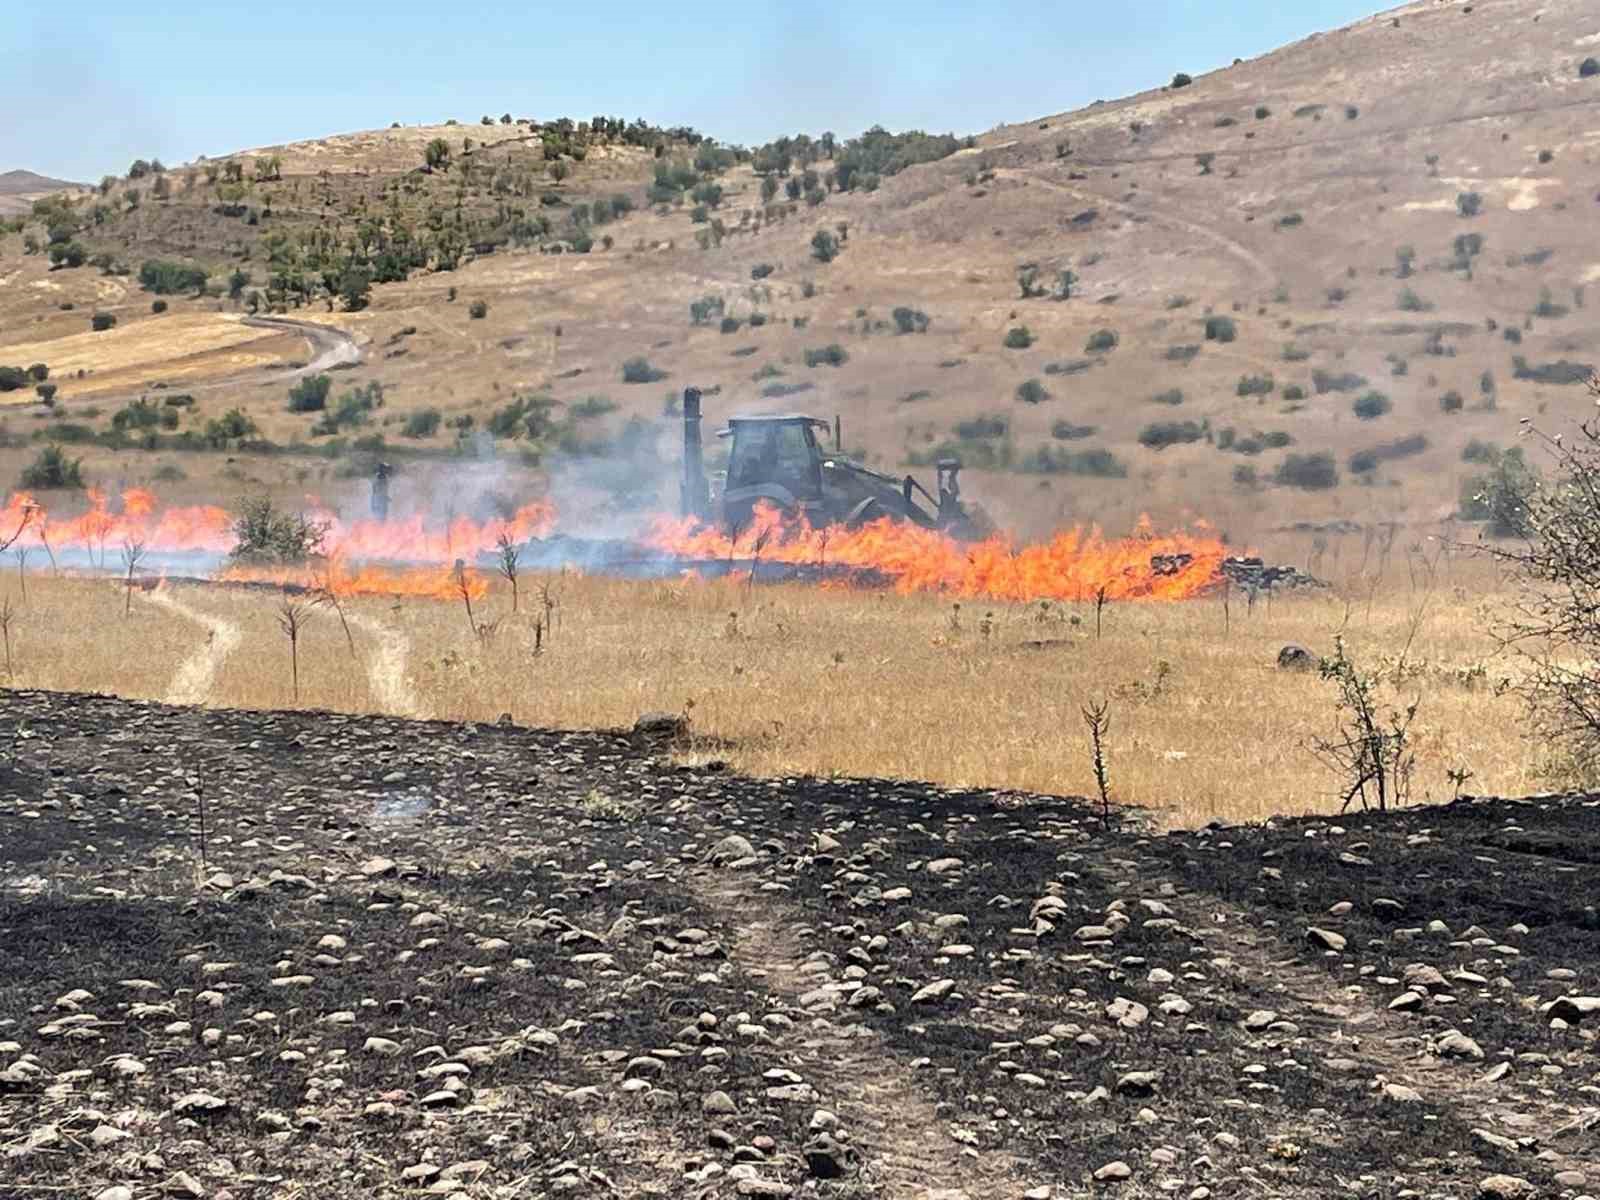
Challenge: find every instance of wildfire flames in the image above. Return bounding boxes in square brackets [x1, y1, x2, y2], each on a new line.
[0, 488, 556, 600]
[644, 505, 1227, 602]
[1, 489, 1228, 603]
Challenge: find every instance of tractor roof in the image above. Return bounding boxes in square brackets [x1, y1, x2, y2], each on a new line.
[725, 413, 828, 426]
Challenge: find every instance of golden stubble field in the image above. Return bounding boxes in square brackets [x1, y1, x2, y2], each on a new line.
[11, 553, 1547, 828]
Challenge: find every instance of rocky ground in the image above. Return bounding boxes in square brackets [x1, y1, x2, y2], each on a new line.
[1, 690, 1598, 1200]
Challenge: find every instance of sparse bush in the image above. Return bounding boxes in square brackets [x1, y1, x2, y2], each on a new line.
[1171, 72, 1193, 88]
[1582, 57, 1600, 78]
[1353, 391, 1392, 420]
[91, 312, 117, 332]
[1050, 419, 1096, 440]
[1018, 446, 1126, 477]
[138, 259, 208, 295]
[1138, 420, 1206, 450]
[1166, 345, 1200, 364]
[1512, 357, 1595, 385]
[1204, 315, 1237, 343]
[1084, 328, 1118, 353]
[287, 374, 332, 413]
[1313, 369, 1367, 394]
[810, 229, 839, 263]
[1397, 287, 1432, 312]
[1349, 434, 1427, 474]
[1439, 390, 1464, 413]
[205, 409, 258, 447]
[623, 357, 666, 384]
[751, 263, 774, 279]
[1461, 438, 1499, 463]
[1236, 374, 1275, 396]
[1003, 326, 1035, 350]
[402, 408, 442, 438]
[892, 306, 930, 334]
[469, 299, 489, 319]
[1015, 379, 1050, 405]
[151, 299, 167, 314]
[1255, 105, 1271, 119]
[570, 395, 618, 419]
[804, 344, 849, 368]
[1459, 446, 1535, 536]
[1457, 191, 1483, 218]
[230, 496, 328, 564]
[1283, 384, 1306, 401]
[20, 445, 84, 490]
[1150, 388, 1184, 406]
[1275, 452, 1339, 490]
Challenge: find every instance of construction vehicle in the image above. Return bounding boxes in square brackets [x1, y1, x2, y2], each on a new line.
[678, 388, 990, 539]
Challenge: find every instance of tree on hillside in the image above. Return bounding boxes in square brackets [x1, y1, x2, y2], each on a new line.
[339, 266, 373, 311]
[424, 138, 452, 172]
[811, 228, 839, 263]
[255, 155, 282, 182]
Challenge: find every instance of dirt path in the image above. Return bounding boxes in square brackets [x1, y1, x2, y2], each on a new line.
[141, 586, 241, 705]
[691, 873, 1035, 1199]
[343, 611, 420, 717]
[1030, 172, 1276, 286]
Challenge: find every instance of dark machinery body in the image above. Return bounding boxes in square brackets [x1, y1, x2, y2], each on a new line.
[679, 388, 989, 539]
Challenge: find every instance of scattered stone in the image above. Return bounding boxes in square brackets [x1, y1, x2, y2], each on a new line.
[1306, 927, 1346, 952]
[1094, 1161, 1133, 1182]
[1478, 1176, 1537, 1200]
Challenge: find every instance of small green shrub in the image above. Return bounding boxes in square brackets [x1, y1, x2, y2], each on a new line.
[1237, 374, 1275, 396]
[804, 344, 849, 368]
[571, 395, 617, 419]
[1015, 379, 1050, 405]
[1003, 326, 1035, 350]
[20, 445, 84, 489]
[1151, 388, 1184, 406]
[91, 312, 117, 332]
[1439, 390, 1464, 413]
[469, 299, 489, 319]
[1582, 57, 1600, 78]
[1457, 191, 1483, 218]
[1204, 315, 1237, 343]
[1171, 72, 1193, 88]
[1275, 452, 1339, 490]
[1050, 420, 1096, 440]
[1166, 344, 1200, 363]
[1282, 384, 1306, 402]
[1398, 287, 1433, 313]
[402, 408, 442, 438]
[1138, 420, 1206, 450]
[151, 299, 168, 314]
[1084, 328, 1118, 353]
[622, 357, 667, 383]
[230, 496, 328, 563]
[892, 307, 930, 334]
[287, 374, 332, 413]
[750, 263, 774, 279]
[1313, 369, 1367, 394]
[1353, 391, 1392, 420]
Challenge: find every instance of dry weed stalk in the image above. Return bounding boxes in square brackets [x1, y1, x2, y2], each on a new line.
[14, 547, 25, 602]
[121, 540, 147, 617]
[277, 597, 309, 702]
[1081, 698, 1113, 827]
[1093, 585, 1109, 639]
[0, 596, 14, 679]
[496, 533, 521, 613]
[453, 559, 476, 634]
[313, 573, 358, 658]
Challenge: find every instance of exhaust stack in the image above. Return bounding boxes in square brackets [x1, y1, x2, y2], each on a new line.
[680, 387, 710, 521]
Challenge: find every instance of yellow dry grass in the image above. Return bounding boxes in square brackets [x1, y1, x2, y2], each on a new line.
[2, 557, 1548, 828]
[0, 314, 299, 399]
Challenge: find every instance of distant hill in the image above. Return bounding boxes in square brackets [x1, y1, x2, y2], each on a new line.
[0, 169, 80, 195]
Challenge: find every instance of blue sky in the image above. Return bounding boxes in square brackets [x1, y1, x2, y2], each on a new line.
[5, 1, 1387, 182]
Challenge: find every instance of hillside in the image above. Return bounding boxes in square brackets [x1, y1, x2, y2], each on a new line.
[1, 0, 1599, 548]
[0, 170, 83, 217]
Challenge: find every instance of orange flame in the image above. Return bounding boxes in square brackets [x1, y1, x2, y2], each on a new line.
[644, 505, 1228, 602]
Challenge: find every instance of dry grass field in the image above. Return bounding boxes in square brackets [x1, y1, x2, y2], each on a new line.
[11, 554, 1544, 826]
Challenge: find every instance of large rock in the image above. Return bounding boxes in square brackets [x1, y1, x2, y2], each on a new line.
[1541, 995, 1600, 1023]
[1478, 1176, 1537, 1200]
[1277, 645, 1316, 671]
[632, 711, 689, 742]
[803, 1133, 857, 1178]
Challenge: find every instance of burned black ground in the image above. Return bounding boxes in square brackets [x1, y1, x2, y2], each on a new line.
[1, 689, 1597, 1199]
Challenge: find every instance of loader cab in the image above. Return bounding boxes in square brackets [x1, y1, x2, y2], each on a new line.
[720, 415, 832, 525]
